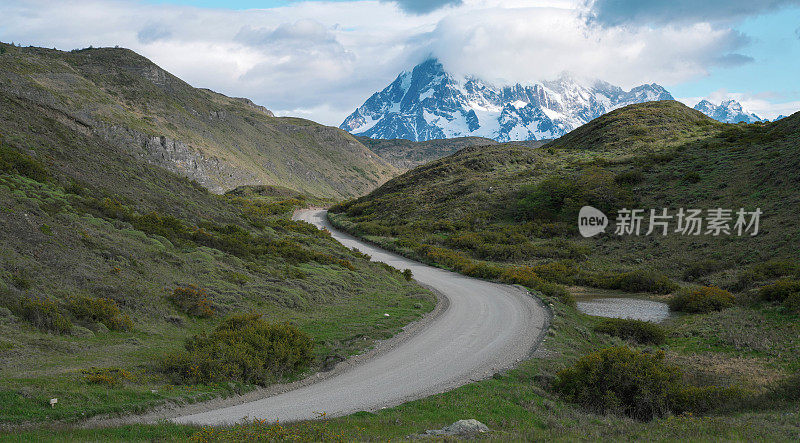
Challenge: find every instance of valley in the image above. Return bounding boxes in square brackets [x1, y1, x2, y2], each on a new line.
[1, 41, 799, 442]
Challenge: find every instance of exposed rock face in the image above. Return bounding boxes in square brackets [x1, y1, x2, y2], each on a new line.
[93, 122, 259, 194]
[416, 419, 490, 438]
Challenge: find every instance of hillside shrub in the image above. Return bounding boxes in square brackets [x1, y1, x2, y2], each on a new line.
[555, 347, 746, 420]
[161, 313, 314, 385]
[169, 285, 214, 318]
[554, 347, 680, 420]
[81, 367, 132, 386]
[670, 385, 745, 415]
[14, 297, 72, 334]
[67, 295, 133, 331]
[593, 318, 666, 345]
[682, 259, 725, 281]
[758, 279, 800, 302]
[531, 261, 576, 284]
[0, 143, 50, 182]
[735, 259, 800, 289]
[668, 286, 735, 313]
[759, 280, 800, 314]
[580, 270, 677, 294]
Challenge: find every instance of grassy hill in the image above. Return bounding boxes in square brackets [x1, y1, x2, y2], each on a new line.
[355, 135, 498, 169]
[0, 42, 397, 198]
[0, 44, 434, 425]
[326, 101, 800, 438]
[332, 101, 799, 284]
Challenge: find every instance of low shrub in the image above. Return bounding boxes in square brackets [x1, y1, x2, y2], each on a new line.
[402, 269, 413, 281]
[670, 385, 745, 415]
[581, 270, 677, 294]
[668, 286, 735, 313]
[81, 367, 132, 386]
[784, 293, 800, 314]
[531, 261, 576, 284]
[758, 279, 800, 302]
[162, 313, 313, 385]
[14, 297, 72, 334]
[593, 318, 666, 345]
[191, 419, 344, 442]
[67, 295, 133, 331]
[735, 259, 800, 289]
[682, 260, 725, 281]
[554, 347, 680, 420]
[0, 142, 50, 182]
[169, 285, 214, 318]
[500, 266, 544, 288]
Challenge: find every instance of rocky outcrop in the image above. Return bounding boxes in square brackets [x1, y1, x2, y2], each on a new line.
[413, 419, 490, 438]
[93, 122, 260, 194]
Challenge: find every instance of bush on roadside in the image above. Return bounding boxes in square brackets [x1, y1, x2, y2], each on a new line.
[67, 295, 133, 331]
[668, 286, 735, 313]
[593, 318, 666, 345]
[553, 347, 680, 420]
[554, 346, 741, 420]
[168, 285, 214, 318]
[162, 313, 314, 385]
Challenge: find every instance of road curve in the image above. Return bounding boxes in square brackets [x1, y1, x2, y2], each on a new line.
[172, 209, 547, 425]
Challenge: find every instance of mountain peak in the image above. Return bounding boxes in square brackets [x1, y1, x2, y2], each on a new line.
[693, 99, 763, 123]
[341, 60, 676, 142]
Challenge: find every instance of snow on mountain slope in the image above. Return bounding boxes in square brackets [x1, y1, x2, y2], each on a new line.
[340, 58, 675, 142]
[692, 99, 765, 123]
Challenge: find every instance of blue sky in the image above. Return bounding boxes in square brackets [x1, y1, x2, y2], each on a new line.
[1, 0, 798, 123]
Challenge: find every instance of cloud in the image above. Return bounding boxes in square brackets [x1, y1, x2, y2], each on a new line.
[380, 0, 463, 14]
[0, 0, 784, 124]
[137, 23, 172, 44]
[427, 7, 751, 88]
[587, 0, 800, 26]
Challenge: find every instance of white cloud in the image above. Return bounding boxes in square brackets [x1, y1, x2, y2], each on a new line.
[0, 0, 780, 124]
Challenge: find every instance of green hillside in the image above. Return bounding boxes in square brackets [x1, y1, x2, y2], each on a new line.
[332, 101, 799, 284]
[0, 43, 397, 198]
[355, 135, 498, 169]
[0, 45, 434, 424]
[327, 101, 800, 438]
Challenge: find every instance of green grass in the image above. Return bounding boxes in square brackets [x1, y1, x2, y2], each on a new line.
[0, 131, 433, 425]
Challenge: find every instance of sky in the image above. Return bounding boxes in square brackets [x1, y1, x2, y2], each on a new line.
[0, 0, 798, 125]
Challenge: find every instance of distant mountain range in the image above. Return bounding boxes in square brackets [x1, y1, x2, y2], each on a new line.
[692, 99, 765, 123]
[340, 58, 769, 142]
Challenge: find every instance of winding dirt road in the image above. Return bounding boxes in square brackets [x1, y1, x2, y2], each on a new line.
[172, 209, 547, 425]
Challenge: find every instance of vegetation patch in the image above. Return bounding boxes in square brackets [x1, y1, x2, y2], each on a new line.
[168, 285, 215, 318]
[67, 295, 133, 331]
[81, 367, 132, 386]
[593, 318, 666, 345]
[554, 346, 742, 420]
[161, 313, 314, 385]
[669, 286, 735, 314]
[5, 296, 72, 334]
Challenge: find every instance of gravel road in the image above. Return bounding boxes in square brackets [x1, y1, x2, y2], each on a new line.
[171, 209, 547, 425]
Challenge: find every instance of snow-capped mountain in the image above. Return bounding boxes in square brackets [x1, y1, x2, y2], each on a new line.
[340, 58, 674, 142]
[692, 99, 764, 123]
